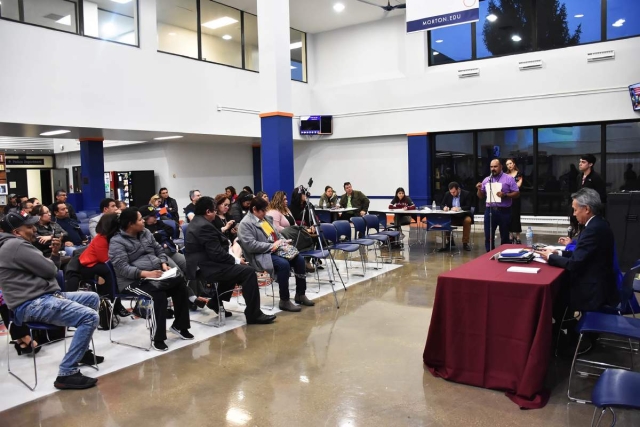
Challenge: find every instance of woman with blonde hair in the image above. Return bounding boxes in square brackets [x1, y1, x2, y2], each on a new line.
[150, 194, 171, 220]
[266, 191, 296, 232]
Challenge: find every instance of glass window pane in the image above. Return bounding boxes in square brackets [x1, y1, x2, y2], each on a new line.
[478, 0, 533, 58]
[537, 125, 601, 215]
[290, 29, 306, 82]
[244, 13, 259, 72]
[1, 0, 79, 34]
[434, 133, 475, 206]
[538, 0, 601, 50]
[83, 0, 138, 45]
[477, 129, 534, 214]
[430, 24, 472, 64]
[200, 0, 242, 68]
[606, 122, 640, 192]
[157, 0, 198, 58]
[607, 0, 640, 40]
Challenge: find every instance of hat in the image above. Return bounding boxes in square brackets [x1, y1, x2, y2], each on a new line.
[0, 212, 39, 232]
[240, 193, 255, 203]
[138, 205, 156, 219]
[8, 193, 17, 199]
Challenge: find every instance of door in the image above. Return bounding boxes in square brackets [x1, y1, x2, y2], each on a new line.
[51, 169, 69, 196]
[5, 168, 28, 197]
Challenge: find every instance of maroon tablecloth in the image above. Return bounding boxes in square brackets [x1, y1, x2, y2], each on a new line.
[423, 245, 565, 409]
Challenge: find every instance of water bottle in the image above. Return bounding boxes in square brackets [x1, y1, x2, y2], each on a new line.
[432, 200, 437, 211]
[526, 226, 533, 247]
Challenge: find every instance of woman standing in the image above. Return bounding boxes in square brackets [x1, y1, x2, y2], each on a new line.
[505, 159, 523, 244]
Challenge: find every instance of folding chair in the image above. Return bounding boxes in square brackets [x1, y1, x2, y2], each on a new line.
[319, 223, 362, 280]
[424, 213, 460, 256]
[334, 220, 379, 272]
[363, 215, 402, 262]
[590, 369, 640, 426]
[351, 216, 388, 265]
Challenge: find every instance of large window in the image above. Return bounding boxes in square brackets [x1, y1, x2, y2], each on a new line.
[537, 0, 601, 50]
[430, 24, 472, 65]
[478, 0, 534, 59]
[434, 133, 474, 205]
[606, 122, 640, 191]
[157, 0, 198, 58]
[290, 29, 307, 82]
[200, 1, 242, 68]
[607, 0, 640, 40]
[0, 0, 138, 46]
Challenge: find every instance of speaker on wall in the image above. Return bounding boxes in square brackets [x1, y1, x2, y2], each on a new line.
[607, 192, 640, 271]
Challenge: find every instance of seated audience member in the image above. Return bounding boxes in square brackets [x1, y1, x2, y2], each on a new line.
[53, 201, 88, 247]
[318, 186, 338, 208]
[389, 187, 416, 227]
[89, 198, 119, 238]
[183, 189, 201, 223]
[185, 197, 276, 324]
[4, 194, 19, 214]
[139, 205, 186, 273]
[49, 189, 78, 221]
[440, 182, 473, 252]
[116, 200, 127, 211]
[32, 204, 70, 256]
[20, 199, 34, 215]
[242, 186, 253, 195]
[28, 197, 41, 206]
[256, 191, 269, 203]
[213, 194, 242, 257]
[149, 194, 171, 220]
[339, 182, 370, 221]
[109, 208, 193, 351]
[239, 197, 315, 312]
[0, 211, 103, 389]
[225, 186, 238, 203]
[266, 191, 296, 231]
[159, 187, 180, 223]
[290, 188, 311, 224]
[65, 214, 129, 317]
[229, 192, 254, 224]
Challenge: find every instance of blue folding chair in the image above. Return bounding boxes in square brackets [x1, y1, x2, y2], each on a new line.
[363, 214, 402, 262]
[334, 220, 379, 272]
[351, 216, 388, 264]
[590, 368, 640, 426]
[75, 212, 88, 221]
[163, 219, 180, 239]
[319, 223, 362, 280]
[424, 213, 459, 256]
[316, 210, 332, 223]
[79, 222, 91, 240]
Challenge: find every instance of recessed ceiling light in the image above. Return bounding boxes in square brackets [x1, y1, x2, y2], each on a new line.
[612, 19, 625, 27]
[574, 14, 584, 18]
[290, 42, 302, 50]
[433, 51, 440, 56]
[486, 14, 498, 22]
[435, 39, 443, 43]
[102, 22, 116, 36]
[56, 15, 71, 26]
[153, 136, 183, 140]
[40, 130, 71, 136]
[511, 35, 522, 42]
[333, 3, 345, 12]
[111, 0, 133, 4]
[222, 34, 232, 40]
[168, 32, 176, 36]
[202, 16, 238, 30]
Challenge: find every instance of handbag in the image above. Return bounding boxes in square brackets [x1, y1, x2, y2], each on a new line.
[280, 225, 316, 252]
[275, 244, 299, 260]
[98, 297, 119, 330]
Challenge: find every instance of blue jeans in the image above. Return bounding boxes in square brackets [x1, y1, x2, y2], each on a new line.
[484, 207, 511, 252]
[15, 292, 99, 376]
[271, 254, 307, 300]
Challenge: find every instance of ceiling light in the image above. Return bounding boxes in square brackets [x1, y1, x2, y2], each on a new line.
[435, 39, 443, 43]
[153, 136, 183, 140]
[102, 22, 117, 36]
[222, 34, 232, 40]
[40, 130, 71, 136]
[202, 16, 238, 30]
[333, 3, 345, 13]
[486, 14, 497, 22]
[168, 32, 176, 36]
[111, 0, 134, 3]
[56, 15, 71, 26]
[511, 35, 522, 42]
[574, 14, 584, 18]
[290, 42, 302, 49]
[612, 19, 625, 27]
[433, 51, 439, 56]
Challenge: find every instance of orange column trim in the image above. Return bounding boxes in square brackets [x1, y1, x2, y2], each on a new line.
[259, 112, 294, 118]
[407, 132, 428, 136]
[79, 137, 105, 142]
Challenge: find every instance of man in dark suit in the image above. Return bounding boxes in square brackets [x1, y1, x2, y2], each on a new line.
[49, 189, 78, 221]
[184, 196, 275, 325]
[440, 182, 473, 251]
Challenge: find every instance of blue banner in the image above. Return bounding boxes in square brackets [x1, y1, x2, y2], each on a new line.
[407, 8, 479, 33]
[406, 0, 479, 33]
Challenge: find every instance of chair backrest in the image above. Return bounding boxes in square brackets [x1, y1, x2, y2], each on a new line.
[319, 223, 338, 244]
[56, 270, 65, 291]
[105, 262, 120, 296]
[316, 210, 332, 223]
[64, 246, 75, 257]
[426, 214, 452, 231]
[371, 212, 388, 228]
[163, 219, 179, 239]
[620, 264, 640, 310]
[363, 214, 381, 234]
[333, 220, 353, 242]
[350, 216, 366, 236]
[76, 212, 87, 220]
[79, 222, 90, 238]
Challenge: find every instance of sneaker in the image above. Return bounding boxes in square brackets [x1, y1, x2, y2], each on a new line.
[79, 350, 104, 366]
[170, 326, 194, 340]
[152, 340, 169, 351]
[54, 372, 98, 390]
[116, 306, 131, 318]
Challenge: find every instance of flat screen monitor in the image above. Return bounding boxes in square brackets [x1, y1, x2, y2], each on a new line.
[300, 115, 333, 135]
[630, 83, 640, 112]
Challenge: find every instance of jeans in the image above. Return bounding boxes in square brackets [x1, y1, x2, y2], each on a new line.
[484, 207, 511, 252]
[16, 292, 99, 376]
[271, 254, 307, 300]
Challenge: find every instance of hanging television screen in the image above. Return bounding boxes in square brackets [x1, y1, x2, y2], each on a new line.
[630, 83, 640, 112]
[300, 115, 333, 135]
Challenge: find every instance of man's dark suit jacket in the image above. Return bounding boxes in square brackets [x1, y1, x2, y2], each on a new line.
[548, 215, 619, 311]
[440, 189, 473, 211]
[184, 215, 235, 281]
[578, 171, 607, 204]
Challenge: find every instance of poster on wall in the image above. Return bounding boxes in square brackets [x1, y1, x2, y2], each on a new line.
[406, 0, 479, 33]
[0, 183, 7, 195]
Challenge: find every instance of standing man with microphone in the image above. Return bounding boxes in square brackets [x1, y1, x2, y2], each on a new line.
[476, 159, 520, 252]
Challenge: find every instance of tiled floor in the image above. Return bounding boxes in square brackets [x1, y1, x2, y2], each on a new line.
[1, 234, 639, 426]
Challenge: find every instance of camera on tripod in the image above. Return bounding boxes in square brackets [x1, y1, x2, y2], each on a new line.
[295, 177, 314, 197]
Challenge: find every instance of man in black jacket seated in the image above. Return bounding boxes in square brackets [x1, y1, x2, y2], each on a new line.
[440, 182, 473, 252]
[49, 189, 78, 221]
[185, 196, 275, 325]
[159, 187, 180, 223]
[53, 202, 87, 246]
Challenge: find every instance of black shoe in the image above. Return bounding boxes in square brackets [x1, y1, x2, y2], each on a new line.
[170, 326, 194, 340]
[450, 240, 456, 247]
[54, 372, 98, 390]
[79, 350, 104, 366]
[116, 305, 131, 318]
[193, 298, 207, 309]
[463, 243, 472, 251]
[206, 299, 232, 317]
[152, 341, 169, 351]
[246, 313, 276, 324]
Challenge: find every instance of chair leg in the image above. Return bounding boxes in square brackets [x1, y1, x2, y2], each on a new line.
[568, 333, 592, 404]
[7, 327, 39, 391]
[109, 298, 152, 351]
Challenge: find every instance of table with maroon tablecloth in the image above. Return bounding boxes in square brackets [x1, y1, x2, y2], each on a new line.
[423, 245, 565, 409]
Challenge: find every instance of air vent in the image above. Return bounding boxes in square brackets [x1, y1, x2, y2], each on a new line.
[587, 50, 615, 62]
[44, 13, 65, 21]
[518, 59, 543, 71]
[458, 68, 480, 78]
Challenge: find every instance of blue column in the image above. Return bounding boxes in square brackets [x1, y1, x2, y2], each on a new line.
[252, 145, 262, 193]
[408, 133, 431, 207]
[79, 138, 105, 212]
[260, 113, 294, 196]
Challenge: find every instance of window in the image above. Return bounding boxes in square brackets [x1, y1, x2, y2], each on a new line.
[607, 0, 640, 40]
[244, 13, 259, 72]
[537, 0, 601, 50]
[431, 24, 472, 64]
[290, 29, 307, 82]
[157, 0, 198, 58]
[478, 129, 534, 214]
[200, 1, 242, 68]
[478, 0, 534, 59]
[537, 125, 601, 215]
[606, 122, 640, 191]
[1, 0, 79, 34]
[84, 0, 138, 45]
[434, 133, 474, 205]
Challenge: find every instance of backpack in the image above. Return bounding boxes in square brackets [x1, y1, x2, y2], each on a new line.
[98, 297, 119, 330]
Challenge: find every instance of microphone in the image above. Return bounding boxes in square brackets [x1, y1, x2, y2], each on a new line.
[567, 226, 574, 239]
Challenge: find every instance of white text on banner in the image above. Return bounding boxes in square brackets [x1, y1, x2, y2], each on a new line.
[406, 0, 480, 33]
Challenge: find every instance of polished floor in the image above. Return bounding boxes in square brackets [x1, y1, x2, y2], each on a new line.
[2, 233, 639, 426]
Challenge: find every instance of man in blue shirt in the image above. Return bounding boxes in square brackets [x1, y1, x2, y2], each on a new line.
[53, 202, 87, 247]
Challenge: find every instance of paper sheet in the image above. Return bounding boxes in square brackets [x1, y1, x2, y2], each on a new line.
[507, 266, 540, 274]
[486, 182, 502, 204]
[157, 267, 178, 281]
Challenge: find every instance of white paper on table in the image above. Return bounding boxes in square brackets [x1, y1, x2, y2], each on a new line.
[507, 266, 540, 274]
[486, 182, 502, 204]
[502, 248, 528, 255]
[532, 257, 547, 264]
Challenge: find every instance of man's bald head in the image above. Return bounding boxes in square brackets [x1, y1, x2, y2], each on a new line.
[490, 159, 502, 176]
